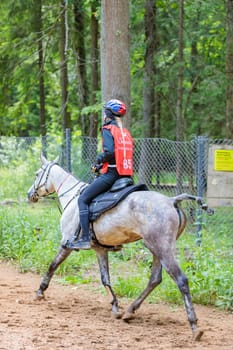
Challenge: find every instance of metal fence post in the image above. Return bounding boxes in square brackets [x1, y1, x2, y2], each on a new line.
[196, 136, 207, 245]
[66, 128, 72, 172]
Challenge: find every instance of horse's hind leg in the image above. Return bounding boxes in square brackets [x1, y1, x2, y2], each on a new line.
[161, 253, 203, 341]
[95, 248, 121, 318]
[122, 255, 162, 321]
[35, 246, 71, 300]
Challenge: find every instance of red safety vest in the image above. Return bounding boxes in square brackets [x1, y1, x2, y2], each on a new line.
[101, 124, 133, 176]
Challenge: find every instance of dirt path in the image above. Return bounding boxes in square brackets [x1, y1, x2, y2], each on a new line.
[0, 262, 232, 350]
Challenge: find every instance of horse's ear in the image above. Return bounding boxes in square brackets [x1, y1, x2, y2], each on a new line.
[40, 153, 48, 165]
[54, 156, 59, 164]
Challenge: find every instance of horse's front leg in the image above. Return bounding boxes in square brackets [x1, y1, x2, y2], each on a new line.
[35, 246, 72, 300]
[95, 247, 121, 319]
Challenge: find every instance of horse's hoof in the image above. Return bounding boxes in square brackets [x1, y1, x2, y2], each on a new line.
[34, 290, 45, 301]
[193, 329, 204, 341]
[122, 311, 134, 322]
[111, 311, 122, 319]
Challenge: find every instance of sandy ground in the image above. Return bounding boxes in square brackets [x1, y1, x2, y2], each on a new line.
[0, 261, 232, 350]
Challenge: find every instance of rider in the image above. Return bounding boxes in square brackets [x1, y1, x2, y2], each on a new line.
[68, 99, 134, 250]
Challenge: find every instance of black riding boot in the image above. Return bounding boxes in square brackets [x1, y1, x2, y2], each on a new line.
[68, 209, 91, 250]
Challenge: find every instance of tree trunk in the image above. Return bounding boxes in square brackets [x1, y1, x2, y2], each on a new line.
[226, 0, 233, 138]
[183, 1, 201, 136]
[176, 0, 184, 142]
[143, 0, 157, 138]
[100, 0, 131, 127]
[60, 0, 70, 165]
[139, 0, 157, 186]
[176, 0, 184, 194]
[73, 0, 89, 136]
[33, 0, 46, 154]
[87, 1, 100, 164]
[90, 1, 99, 139]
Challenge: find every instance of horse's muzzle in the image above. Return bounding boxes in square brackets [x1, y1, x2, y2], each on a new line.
[27, 188, 39, 203]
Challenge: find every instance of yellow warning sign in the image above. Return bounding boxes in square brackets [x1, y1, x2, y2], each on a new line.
[214, 150, 233, 171]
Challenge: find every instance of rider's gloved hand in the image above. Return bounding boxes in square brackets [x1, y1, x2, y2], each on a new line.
[91, 163, 102, 173]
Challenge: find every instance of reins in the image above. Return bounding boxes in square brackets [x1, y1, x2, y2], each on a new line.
[58, 180, 82, 199]
[56, 173, 71, 194]
[49, 182, 88, 215]
[60, 182, 88, 213]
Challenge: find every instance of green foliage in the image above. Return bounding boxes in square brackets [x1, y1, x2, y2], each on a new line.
[0, 202, 98, 276]
[0, 203, 58, 270]
[130, 0, 228, 139]
[0, 0, 230, 138]
[177, 231, 233, 311]
[81, 102, 103, 116]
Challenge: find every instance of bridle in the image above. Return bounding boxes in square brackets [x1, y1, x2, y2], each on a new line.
[32, 161, 57, 198]
[32, 161, 88, 212]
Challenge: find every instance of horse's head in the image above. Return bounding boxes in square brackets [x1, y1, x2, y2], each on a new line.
[27, 154, 59, 202]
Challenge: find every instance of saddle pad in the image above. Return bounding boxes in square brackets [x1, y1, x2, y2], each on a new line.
[89, 183, 148, 222]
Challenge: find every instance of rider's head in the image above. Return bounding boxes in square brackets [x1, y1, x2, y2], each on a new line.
[104, 99, 126, 121]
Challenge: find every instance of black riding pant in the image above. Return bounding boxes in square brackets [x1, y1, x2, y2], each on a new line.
[78, 168, 120, 235]
[78, 168, 120, 209]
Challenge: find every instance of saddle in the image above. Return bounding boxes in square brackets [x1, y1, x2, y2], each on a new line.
[89, 177, 148, 222]
[65, 178, 148, 251]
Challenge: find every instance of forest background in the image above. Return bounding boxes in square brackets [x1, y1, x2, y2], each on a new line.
[0, 0, 232, 312]
[1, 0, 233, 141]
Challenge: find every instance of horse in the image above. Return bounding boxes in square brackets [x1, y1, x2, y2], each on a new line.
[27, 154, 214, 341]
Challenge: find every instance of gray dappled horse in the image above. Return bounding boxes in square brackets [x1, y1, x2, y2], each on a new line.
[27, 155, 214, 341]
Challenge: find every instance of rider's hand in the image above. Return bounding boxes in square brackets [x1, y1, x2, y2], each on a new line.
[91, 163, 102, 173]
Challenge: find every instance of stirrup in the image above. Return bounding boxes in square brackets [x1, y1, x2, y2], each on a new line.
[66, 238, 91, 250]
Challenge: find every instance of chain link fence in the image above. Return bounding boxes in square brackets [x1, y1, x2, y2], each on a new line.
[0, 134, 232, 237]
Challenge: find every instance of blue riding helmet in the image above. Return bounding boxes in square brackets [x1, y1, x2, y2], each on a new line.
[105, 99, 126, 116]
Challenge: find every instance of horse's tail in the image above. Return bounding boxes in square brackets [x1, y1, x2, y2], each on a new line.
[172, 193, 214, 216]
